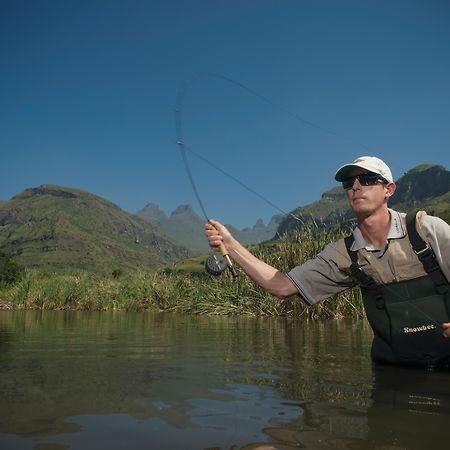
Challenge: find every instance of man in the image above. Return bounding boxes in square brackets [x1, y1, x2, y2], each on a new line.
[205, 156, 450, 367]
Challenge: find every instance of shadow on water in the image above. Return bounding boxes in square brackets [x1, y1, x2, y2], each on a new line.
[0, 310, 449, 449]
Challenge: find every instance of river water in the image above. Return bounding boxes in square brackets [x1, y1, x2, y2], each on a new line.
[0, 310, 449, 450]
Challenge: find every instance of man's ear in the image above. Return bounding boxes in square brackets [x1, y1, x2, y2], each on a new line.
[385, 182, 396, 199]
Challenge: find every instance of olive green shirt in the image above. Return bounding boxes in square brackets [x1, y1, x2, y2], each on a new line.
[286, 210, 450, 306]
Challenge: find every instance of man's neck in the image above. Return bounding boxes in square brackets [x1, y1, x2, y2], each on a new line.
[356, 208, 391, 249]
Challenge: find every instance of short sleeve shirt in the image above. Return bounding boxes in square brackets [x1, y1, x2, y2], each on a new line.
[286, 209, 450, 306]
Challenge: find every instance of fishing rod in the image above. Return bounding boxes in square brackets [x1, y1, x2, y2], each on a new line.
[174, 73, 330, 277]
[175, 79, 237, 278]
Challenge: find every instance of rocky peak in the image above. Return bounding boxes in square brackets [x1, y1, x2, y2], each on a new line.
[136, 203, 168, 224]
[253, 218, 265, 229]
[171, 204, 194, 216]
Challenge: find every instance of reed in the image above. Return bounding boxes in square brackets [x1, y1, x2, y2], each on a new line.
[0, 227, 365, 318]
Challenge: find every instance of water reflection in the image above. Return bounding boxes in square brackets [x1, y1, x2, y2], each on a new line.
[366, 365, 450, 450]
[0, 311, 448, 449]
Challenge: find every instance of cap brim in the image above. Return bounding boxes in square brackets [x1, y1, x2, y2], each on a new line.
[335, 164, 361, 182]
[335, 163, 384, 182]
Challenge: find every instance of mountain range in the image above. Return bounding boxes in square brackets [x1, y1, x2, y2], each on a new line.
[136, 203, 283, 254]
[0, 163, 449, 273]
[138, 164, 450, 250]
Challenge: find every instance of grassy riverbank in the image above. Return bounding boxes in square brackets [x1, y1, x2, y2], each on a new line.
[0, 228, 365, 318]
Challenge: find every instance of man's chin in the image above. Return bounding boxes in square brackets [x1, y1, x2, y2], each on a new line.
[351, 205, 372, 218]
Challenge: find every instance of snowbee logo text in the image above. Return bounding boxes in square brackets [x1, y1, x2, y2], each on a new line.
[403, 324, 436, 334]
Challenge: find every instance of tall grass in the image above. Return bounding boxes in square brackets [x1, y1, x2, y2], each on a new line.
[0, 227, 364, 318]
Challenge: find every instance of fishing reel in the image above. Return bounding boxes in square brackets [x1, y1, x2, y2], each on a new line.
[205, 254, 228, 276]
[205, 247, 238, 278]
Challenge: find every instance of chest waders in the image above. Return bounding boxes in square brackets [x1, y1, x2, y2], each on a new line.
[345, 212, 450, 369]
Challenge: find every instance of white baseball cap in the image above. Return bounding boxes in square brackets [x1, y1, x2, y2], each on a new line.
[335, 156, 393, 183]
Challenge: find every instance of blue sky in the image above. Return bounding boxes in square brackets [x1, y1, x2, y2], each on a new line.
[1, 0, 449, 228]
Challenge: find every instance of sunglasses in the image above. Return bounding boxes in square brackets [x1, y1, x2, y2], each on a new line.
[342, 173, 387, 190]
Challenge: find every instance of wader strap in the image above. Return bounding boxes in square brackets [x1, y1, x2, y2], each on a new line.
[344, 235, 385, 309]
[406, 212, 449, 295]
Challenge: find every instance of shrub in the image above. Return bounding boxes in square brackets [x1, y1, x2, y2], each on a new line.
[0, 251, 24, 286]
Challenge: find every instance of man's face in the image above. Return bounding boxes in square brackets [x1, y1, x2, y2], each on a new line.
[344, 168, 395, 217]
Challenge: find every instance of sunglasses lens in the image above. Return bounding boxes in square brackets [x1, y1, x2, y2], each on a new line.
[359, 174, 380, 186]
[342, 177, 356, 189]
[342, 174, 384, 189]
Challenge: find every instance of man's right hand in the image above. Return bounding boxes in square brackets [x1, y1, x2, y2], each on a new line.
[204, 219, 231, 250]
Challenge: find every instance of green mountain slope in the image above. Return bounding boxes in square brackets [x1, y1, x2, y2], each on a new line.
[0, 185, 191, 273]
[277, 164, 450, 235]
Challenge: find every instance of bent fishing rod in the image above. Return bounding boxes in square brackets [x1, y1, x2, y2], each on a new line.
[175, 79, 238, 278]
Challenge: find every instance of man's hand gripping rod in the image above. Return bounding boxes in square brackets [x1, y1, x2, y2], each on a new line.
[204, 222, 238, 278]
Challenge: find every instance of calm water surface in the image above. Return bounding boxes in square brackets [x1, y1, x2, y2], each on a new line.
[0, 310, 449, 450]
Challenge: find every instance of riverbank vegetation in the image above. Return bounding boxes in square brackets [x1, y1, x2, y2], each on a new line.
[0, 227, 365, 318]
